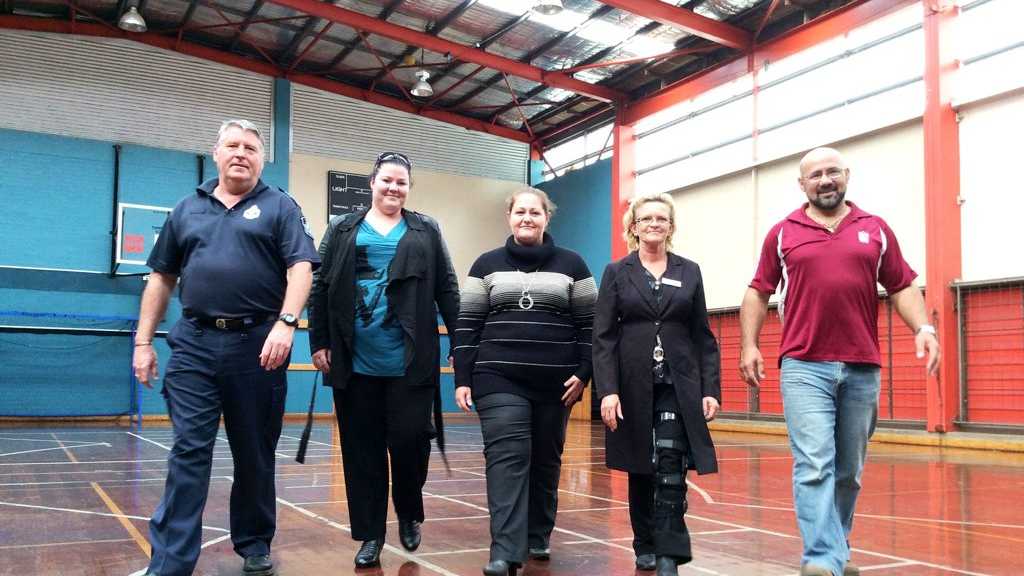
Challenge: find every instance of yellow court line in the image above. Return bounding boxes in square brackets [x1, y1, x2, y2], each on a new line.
[49, 433, 151, 558]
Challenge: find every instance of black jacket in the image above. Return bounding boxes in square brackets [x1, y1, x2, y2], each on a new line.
[592, 251, 721, 475]
[307, 208, 460, 390]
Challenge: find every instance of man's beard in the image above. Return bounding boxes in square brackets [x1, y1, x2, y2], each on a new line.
[809, 187, 845, 211]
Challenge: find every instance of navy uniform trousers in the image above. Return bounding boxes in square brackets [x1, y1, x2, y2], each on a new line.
[147, 317, 287, 576]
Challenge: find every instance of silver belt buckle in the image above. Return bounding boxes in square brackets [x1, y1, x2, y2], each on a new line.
[215, 318, 227, 329]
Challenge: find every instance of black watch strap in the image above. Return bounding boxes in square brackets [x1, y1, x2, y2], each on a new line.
[278, 313, 299, 327]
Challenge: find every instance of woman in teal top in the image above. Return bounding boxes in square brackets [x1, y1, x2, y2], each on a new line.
[307, 152, 460, 569]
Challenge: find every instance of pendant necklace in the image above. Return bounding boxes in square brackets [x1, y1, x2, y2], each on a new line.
[517, 269, 537, 310]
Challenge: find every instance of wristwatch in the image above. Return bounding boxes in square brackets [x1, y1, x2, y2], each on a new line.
[916, 324, 936, 336]
[278, 313, 299, 328]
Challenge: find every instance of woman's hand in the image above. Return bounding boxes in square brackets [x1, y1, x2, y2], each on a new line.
[312, 348, 331, 374]
[601, 394, 624, 431]
[702, 396, 720, 421]
[455, 386, 474, 412]
[561, 375, 585, 407]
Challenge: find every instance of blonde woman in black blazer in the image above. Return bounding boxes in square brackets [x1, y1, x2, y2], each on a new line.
[592, 192, 721, 576]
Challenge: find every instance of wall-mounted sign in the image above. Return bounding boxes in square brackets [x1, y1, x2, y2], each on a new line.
[327, 171, 371, 222]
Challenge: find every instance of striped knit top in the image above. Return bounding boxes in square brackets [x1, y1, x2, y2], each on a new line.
[454, 235, 597, 403]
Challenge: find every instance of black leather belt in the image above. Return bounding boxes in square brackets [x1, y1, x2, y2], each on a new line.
[184, 312, 276, 331]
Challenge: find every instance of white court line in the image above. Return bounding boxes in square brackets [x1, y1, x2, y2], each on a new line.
[687, 480, 715, 504]
[855, 513, 1024, 530]
[0, 436, 113, 444]
[125, 431, 171, 451]
[719, 502, 1024, 530]
[0, 477, 167, 487]
[857, 560, 918, 572]
[0, 443, 111, 458]
[416, 547, 491, 557]
[278, 433, 334, 448]
[0, 500, 228, 532]
[0, 537, 132, 550]
[128, 534, 235, 576]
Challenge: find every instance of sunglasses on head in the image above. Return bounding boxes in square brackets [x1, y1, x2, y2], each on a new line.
[375, 151, 411, 168]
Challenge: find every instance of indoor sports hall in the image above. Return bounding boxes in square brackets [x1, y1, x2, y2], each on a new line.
[1, 1, 1021, 575]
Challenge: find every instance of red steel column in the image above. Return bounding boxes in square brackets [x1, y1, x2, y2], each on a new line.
[922, 0, 961, 432]
[612, 106, 636, 260]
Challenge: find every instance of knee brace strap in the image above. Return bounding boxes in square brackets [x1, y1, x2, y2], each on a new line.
[654, 438, 686, 453]
[657, 473, 685, 487]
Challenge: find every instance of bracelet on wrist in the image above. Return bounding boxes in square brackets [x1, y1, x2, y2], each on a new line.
[135, 341, 153, 347]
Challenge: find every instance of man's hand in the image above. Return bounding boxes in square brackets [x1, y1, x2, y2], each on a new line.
[601, 394, 624, 431]
[916, 331, 940, 376]
[455, 386, 473, 412]
[312, 348, 331, 374]
[739, 345, 765, 387]
[260, 323, 295, 370]
[561, 375, 585, 407]
[703, 396, 720, 421]
[133, 344, 159, 389]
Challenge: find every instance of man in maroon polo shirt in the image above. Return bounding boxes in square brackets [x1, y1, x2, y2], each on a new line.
[739, 147, 939, 576]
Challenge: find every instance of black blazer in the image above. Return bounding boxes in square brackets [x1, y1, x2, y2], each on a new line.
[593, 251, 720, 475]
[307, 208, 460, 390]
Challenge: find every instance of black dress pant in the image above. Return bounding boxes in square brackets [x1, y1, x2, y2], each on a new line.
[148, 317, 287, 576]
[476, 392, 570, 564]
[333, 374, 434, 541]
[627, 383, 692, 563]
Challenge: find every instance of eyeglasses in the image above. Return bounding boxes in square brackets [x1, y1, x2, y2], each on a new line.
[804, 168, 845, 183]
[636, 216, 671, 225]
[375, 151, 411, 169]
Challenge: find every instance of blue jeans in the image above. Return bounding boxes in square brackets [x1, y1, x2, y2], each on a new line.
[780, 358, 880, 575]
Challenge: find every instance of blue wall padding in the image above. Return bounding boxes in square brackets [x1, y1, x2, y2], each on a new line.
[538, 158, 612, 285]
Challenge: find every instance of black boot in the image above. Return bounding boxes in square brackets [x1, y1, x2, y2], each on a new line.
[656, 556, 678, 576]
[482, 559, 518, 576]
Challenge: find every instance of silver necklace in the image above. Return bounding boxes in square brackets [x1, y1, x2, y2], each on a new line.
[517, 270, 536, 310]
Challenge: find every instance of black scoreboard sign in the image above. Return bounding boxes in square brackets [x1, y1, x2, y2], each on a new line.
[327, 171, 372, 221]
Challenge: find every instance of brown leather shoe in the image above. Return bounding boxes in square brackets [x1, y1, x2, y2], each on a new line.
[843, 562, 860, 576]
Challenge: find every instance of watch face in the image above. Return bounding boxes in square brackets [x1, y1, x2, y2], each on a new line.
[280, 314, 297, 326]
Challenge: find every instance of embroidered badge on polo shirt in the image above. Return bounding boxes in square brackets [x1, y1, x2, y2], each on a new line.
[243, 205, 261, 220]
[858, 230, 870, 244]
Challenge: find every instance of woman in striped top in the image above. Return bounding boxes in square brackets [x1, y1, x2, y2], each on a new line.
[454, 187, 597, 576]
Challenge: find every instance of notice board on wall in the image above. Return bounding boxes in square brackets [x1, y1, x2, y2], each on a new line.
[327, 171, 371, 221]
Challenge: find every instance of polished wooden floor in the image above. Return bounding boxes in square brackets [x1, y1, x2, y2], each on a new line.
[1, 416, 1021, 575]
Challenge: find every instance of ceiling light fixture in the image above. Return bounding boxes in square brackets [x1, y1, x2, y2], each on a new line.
[410, 70, 434, 97]
[118, 3, 148, 33]
[533, 0, 564, 16]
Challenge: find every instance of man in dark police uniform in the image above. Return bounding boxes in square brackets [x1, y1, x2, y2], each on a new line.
[132, 119, 319, 576]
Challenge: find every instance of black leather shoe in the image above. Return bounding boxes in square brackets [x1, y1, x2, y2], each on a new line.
[656, 555, 678, 576]
[242, 554, 275, 575]
[528, 546, 550, 561]
[355, 538, 384, 568]
[482, 559, 518, 576]
[399, 520, 422, 551]
[635, 553, 656, 570]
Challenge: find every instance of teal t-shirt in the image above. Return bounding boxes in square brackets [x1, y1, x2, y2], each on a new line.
[352, 218, 407, 376]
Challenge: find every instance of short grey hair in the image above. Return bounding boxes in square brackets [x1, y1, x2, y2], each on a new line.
[215, 119, 265, 151]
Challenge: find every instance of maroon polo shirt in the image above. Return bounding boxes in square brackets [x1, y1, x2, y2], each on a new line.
[749, 202, 917, 366]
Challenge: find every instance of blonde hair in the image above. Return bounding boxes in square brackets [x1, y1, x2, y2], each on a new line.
[622, 193, 676, 252]
[505, 187, 557, 217]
